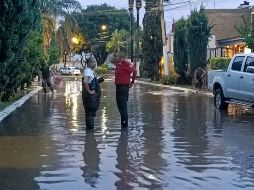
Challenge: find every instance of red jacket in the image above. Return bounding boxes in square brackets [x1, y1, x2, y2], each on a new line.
[115, 60, 136, 85]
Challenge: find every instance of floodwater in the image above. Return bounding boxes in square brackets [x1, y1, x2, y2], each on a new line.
[1, 78, 254, 190]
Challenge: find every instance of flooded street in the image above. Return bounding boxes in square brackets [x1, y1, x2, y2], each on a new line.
[1, 78, 254, 190]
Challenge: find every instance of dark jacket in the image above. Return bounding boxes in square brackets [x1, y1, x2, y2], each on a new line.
[82, 76, 104, 111]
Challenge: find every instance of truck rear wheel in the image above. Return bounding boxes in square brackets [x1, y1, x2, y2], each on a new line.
[214, 88, 228, 110]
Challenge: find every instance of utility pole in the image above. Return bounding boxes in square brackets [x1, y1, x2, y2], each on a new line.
[64, 51, 67, 68]
[128, 0, 134, 62]
[160, 0, 169, 77]
[136, 0, 142, 76]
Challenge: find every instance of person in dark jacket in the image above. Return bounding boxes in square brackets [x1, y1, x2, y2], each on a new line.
[82, 57, 104, 129]
[113, 52, 137, 128]
[194, 67, 205, 90]
[41, 65, 54, 94]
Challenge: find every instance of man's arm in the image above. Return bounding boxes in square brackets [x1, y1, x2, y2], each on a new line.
[83, 76, 95, 95]
[129, 65, 137, 88]
[132, 66, 137, 82]
[50, 68, 55, 79]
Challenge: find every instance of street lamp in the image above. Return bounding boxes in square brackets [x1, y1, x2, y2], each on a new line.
[101, 24, 107, 31]
[129, 0, 134, 62]
[72, 36, 86, 67]
[72, 37, 79, 44]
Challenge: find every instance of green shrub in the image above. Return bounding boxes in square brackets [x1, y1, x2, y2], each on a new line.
[100, 63, 108, 69]
[95, 66, 108, 75]
[209, 57, 231, 70]
[160, 73, 179, 85]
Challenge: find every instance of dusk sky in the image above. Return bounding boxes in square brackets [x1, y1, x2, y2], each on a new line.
[78, 0, 253, 32]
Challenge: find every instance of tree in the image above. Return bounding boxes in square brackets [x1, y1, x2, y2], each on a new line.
[47, 33, 60, 66]
[19, 31, 45, 90]
[42, 14, 56, 51]
[236, 16, 254, 51]
[40, 0, 81, 16]
[57, 15, 80, 57]
[73, 4, 130, 64]
[187, 7, 211, 76]
[41, 0, 81, 52]
[173, 18, 188, 83]
[141, 0, 163, 80]
[0, 0, 41, 101]
[106, 29, 129, 54]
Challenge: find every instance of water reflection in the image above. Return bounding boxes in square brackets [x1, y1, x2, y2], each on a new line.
[115, 129, 134, 190]
[1, 79, 254, 189]
[136, 85, 166, 189]
[82, 130, 100, 188]
[64, 80, 82, 129]
[172, 95, 210, 173]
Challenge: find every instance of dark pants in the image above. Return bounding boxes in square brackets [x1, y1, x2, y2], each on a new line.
[82, 92, 98, 129]
[42, 78, 53, 93]
[195, 78, 202, 89]
[82, 91, 100, 129]
[116, 85, 129, 127]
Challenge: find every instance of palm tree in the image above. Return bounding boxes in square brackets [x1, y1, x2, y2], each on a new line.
[40, 0, 81, 52]
[42, 14, 56, 52]
[40, 0, 81, 16]
[57, 14, 80, 56]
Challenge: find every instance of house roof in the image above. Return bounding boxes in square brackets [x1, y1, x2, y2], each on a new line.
[217, 37, 244, 46]
[205, 8, 251, 41]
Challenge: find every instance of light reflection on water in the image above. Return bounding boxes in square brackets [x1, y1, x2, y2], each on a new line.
[0, 79, 254, 189]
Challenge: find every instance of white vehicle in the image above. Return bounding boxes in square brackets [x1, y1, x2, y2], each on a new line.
[60, 67, 81, 76]
[208, 53, 254, 110]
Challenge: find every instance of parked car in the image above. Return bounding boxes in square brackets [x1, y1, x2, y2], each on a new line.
[60, 67, 81, 75]
[208, 53, 254, 110]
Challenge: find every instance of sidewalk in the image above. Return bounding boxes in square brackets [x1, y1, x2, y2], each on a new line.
[0, 81, 42, 122]
[136, 78, 213, 96]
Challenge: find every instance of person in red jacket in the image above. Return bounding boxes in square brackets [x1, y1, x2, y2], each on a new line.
[113, 52, 137, 128]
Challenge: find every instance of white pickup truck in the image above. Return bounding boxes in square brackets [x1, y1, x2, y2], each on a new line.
[208, 53, 254, 110]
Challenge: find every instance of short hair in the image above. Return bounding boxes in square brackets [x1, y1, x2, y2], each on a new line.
[87, 57, 96, 68]
[114, 52, 124, 58]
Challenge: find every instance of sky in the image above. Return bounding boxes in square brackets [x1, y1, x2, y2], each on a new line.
[77, 0, 253, 32]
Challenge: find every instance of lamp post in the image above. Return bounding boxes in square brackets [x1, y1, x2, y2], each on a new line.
[136, 0, 142, 76]
[128, 0, 134, 62]
[72, 36, 85, 67]
[63, 51, 67, 68]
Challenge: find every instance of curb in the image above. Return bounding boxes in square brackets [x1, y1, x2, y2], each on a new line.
[0, 86, 42, 122]
[135, 80, 213, 97]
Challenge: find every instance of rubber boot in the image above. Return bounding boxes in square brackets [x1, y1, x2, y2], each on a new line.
[50, 87, 54, 93]
[121, 115, 128, 128]
[86, 116, 94, 129]
[43, 87, 47, 94]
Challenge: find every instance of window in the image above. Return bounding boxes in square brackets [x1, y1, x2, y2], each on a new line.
[231, 56, 245, 71]
[243, 56, 254, 72]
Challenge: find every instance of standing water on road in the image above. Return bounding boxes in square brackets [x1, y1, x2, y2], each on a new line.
[0, 78, 254, 190]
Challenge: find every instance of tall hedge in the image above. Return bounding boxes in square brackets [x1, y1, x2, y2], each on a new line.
[141, 0, 163, 80]
[173, 18, 188, 82]
[0, 0, 41, 101]
[187, 7, 211, 76]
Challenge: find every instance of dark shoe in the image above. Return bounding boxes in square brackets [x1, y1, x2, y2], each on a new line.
[121, 117, 128, 128]
[121, 122, 128, 128]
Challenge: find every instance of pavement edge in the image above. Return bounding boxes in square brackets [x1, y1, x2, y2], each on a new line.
[0, 86, 42, 122]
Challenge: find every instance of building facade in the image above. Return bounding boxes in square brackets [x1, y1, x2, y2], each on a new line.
[206, 7, 253, 58]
